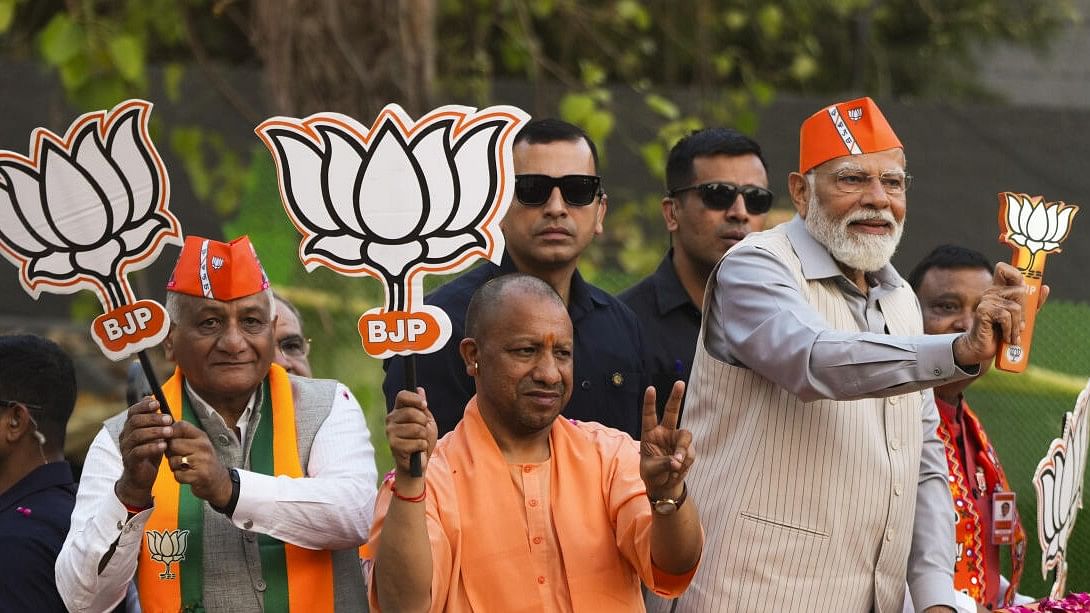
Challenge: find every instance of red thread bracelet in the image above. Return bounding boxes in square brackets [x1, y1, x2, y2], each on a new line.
[123, 501, 152, 515]
[391, 482, 426, 503]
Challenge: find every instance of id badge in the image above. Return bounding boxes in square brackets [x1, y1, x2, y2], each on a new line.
[992, 491, 1016, 545]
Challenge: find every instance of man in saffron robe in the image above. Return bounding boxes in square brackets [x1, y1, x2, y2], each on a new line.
[370, 273, 703, 612]
[56, 235, 377, 612]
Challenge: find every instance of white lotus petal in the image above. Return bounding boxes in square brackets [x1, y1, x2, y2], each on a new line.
[42, 143, 108, 246]
[1042, 241, 1060, 251]
[358, 128, 423, 240]
[1026, 203, 1049, 241]
[73, 127, 131, 233]
[73, 239, 122, 276]
[1053, 207, 1075, 241]
[161, 532, 175, 556]
[30, 251, 73, 276]
[0, 181, 49, 254]
[366, 240, 423, 277]
[1006, 194, 1022, 232]
[424, 235, 480, 262]
[450, 123, 501, 231]
[3, 164, 65, 247]
[118, 217, 167, 253]
[1018, 197, 1033, 233]
[413, 125, 456, 235]
[308, 234, 366, 264]
[323, 128, 367, 234]
[271, 131, 341, 232]
[1027, 240, 1044, 252]
[107, 109, 158, 222]
[1009, 233, 1027, 247]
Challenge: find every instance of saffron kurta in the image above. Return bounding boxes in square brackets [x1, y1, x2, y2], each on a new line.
[368, 398, 700, 612]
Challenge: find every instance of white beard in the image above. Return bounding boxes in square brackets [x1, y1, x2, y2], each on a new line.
[804, 192, 903, 273]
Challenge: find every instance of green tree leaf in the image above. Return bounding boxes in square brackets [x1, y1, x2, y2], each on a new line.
[107, 34, 145, 83]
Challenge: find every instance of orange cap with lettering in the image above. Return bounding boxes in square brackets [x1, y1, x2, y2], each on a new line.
[166, 235, 269, 301]
[798, 96, 902, 174]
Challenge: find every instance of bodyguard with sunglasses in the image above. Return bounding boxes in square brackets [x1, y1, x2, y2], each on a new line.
[0, 334, 77, 612]
[383, 119, 646, 439]
[620, 128, 771, 417]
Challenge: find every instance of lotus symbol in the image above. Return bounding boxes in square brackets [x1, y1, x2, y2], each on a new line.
[1034, 378, 1090, 597]
[1000, 193, 1078, 272]
[0, 99, 181, 309]
[257, 104, 529, 358]
[146, 529, 190, 580]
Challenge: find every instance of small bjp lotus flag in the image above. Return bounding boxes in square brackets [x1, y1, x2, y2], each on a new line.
[996, 193, 1079, 372]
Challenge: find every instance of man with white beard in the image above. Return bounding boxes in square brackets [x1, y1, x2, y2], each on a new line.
[656, 97, 1029, 613]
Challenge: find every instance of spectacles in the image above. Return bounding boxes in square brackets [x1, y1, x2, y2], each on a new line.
[1, 399, 44, 412]
[515, 174, 603, 207]
[668, 182, 774, 215]
[821, 169, 912, 195]
[277, 335, 311, 359]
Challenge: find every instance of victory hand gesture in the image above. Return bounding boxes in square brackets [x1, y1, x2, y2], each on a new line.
[639, 381, 695, 500]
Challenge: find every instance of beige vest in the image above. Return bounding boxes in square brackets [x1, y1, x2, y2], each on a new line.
[675, 226, 925, 613]
[106, 374, 367, 612]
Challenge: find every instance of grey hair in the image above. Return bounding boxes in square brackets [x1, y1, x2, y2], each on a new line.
[164, 288, 276, 326]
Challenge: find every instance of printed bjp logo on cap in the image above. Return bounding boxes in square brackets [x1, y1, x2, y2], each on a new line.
[0, 99, 181, 360]
[257, 103, 529, 358]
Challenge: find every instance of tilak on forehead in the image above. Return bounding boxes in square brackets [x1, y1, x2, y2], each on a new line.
[166, 235, 269, 301]
[799, 96, 903, 174]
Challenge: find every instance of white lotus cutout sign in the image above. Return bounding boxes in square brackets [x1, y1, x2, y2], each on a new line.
[1033, 377, 1090, 598]
[0, 99, 182, 361]
[257, 103, 529, 359]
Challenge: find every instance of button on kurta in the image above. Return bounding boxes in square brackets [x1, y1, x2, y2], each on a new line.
[893, 484, 903, 496]
[242, 519, 253, 529]
[890, 438, 901, 451]
[255, 579, 267, 591]
[537, 576, 545, 585]
[885, 529, 895, 542]
[528, 499, 538, 507]
[216, 433, 231, 446]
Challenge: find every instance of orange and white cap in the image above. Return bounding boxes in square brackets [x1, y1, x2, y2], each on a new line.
[798, 96, 902, 174]
[166, 235, 269, 301]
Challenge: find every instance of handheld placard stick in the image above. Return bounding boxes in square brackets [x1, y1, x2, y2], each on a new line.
[258, 103, 529, 477]
[995, 192, 1078, 372]
[0, 100, 182, 418]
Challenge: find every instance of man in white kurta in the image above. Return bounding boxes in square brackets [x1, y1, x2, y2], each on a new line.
[654, 97, 1028, 613]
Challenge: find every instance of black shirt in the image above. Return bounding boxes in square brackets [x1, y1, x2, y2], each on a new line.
[383, 254, 647, 439]
[619, 250, 702, 418]
[0, 461, 76, 613]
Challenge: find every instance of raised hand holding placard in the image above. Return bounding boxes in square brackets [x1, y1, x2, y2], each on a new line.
[996, 193, 1078, 372]
[0, 100, 182, 417]
[258, 103, 529, 474]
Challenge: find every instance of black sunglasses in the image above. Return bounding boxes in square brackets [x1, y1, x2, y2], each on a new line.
[669, 182, 774, 215]
[515, 174, 602, 207]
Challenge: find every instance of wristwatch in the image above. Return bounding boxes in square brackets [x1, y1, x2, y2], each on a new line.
[649, 483, 688, 515]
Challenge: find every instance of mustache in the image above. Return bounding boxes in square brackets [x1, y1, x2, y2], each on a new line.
[843, 209, 897, 226]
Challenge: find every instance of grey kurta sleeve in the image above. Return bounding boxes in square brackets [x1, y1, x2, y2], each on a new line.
[706, 243, 972, 402]
[907, 388, 957, 610]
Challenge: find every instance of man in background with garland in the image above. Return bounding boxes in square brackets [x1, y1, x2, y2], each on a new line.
[908, 244, 1034, 612]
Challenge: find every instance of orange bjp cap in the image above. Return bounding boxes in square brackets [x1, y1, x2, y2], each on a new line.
[166, 235, 270, 301]
[798, 96, 903, 174]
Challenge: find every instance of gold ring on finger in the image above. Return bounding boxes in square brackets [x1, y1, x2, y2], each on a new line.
[180, 455, 191, 469]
